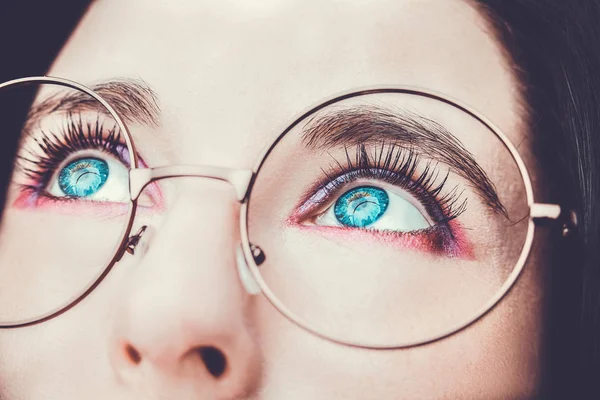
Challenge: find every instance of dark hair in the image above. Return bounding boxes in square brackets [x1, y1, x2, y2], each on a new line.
[1, 1, 599, 398]
[477, 1, 600, 398]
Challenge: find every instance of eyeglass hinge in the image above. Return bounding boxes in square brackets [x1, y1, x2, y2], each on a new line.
[530, 203, 578, 237]
[125, 225, 148, 255]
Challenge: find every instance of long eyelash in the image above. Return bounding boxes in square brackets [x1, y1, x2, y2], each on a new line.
[17, 113, 125, 192]
[319, 142, 467, 224]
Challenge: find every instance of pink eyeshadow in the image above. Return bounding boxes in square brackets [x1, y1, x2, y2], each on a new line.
[446, 219, 474, 259]
[11, 180, 165, 217]
[12, 190, 131, 218]
[288, 221, 474, 260]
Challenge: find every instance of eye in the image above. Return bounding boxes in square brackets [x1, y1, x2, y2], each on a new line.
[47, 154, 129, 202]
[315, 185, 431, 231]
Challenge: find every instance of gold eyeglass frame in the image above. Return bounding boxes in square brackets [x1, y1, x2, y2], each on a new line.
[0, 76, 573, 350]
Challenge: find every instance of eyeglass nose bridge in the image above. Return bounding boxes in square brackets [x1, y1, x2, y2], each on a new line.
[129, 166, 254, 202]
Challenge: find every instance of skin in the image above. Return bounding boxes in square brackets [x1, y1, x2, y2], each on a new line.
[0, 0, 553, 398]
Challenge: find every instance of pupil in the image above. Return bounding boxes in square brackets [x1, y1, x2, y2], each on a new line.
[334, 186, 389, 228]
[58, 158, 109, 197]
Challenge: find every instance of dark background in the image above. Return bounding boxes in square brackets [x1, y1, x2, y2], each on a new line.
[0, 1, 90, 212]
[0, 1, 89, 81]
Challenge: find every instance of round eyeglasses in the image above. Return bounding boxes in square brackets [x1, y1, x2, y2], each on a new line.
[0, 76, 574, 349]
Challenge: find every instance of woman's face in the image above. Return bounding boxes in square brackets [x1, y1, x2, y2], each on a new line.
[0, 0, 551, 399]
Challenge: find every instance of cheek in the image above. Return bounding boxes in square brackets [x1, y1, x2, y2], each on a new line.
[253, 248, 545, 399]
[0, 294, 113, 397]
[0, 252, 134, 398]
[250, 225, 548, 399]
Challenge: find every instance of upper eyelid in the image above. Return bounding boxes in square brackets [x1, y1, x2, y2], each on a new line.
[295, 145, 469, 223]
[300, 106, 507, 217]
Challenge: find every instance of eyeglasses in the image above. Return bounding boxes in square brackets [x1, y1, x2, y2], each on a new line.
[0, 76, 575, 349]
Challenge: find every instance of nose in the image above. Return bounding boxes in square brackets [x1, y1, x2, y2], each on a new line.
[109, 181, 260, 398]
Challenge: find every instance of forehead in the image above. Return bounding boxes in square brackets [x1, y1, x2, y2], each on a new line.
[48, 0, 521, 166]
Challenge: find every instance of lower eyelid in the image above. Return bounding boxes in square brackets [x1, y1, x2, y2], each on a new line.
[12, 190, 131, 217]
[288, 220, 473, 259]
[291, 222, 444, 252]
[12, 178, 164, 214]
[12, 193, 164, 218]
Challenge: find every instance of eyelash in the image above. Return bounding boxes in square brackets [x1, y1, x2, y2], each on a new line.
[17, 114, 127, 196]
[304, 142, 467, 226]
[17, 119, 466, 226]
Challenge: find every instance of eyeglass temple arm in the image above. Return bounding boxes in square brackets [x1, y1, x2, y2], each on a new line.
[530, 203, 562, 220]
[530, 203, 578, 234]
[129, 166, 254, 202]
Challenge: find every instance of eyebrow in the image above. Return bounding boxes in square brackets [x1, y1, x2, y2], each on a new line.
[301, 106, 508, 216]
[26, 78, 161, 130]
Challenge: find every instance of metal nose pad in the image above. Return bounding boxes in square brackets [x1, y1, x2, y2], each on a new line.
[126, 225, 148, 255]
[115, 225, 146, 262]
[250, 243, 266, 266]
[116, 225, 153, 262]
[236, 245, 261, 295]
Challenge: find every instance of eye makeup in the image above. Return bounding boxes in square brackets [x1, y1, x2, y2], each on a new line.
[12, 112, 162, 213]
[291, 222, 473, 259]
[288, 142, 474, 258]
[12, 190, 132, 218]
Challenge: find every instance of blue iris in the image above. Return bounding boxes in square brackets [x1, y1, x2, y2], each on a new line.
[334, 186, 389, 228]
[58, 158, 109, 197]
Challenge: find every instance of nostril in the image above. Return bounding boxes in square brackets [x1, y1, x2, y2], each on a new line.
[198, 346, 227, 378]
[125, 343, 142, 365]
